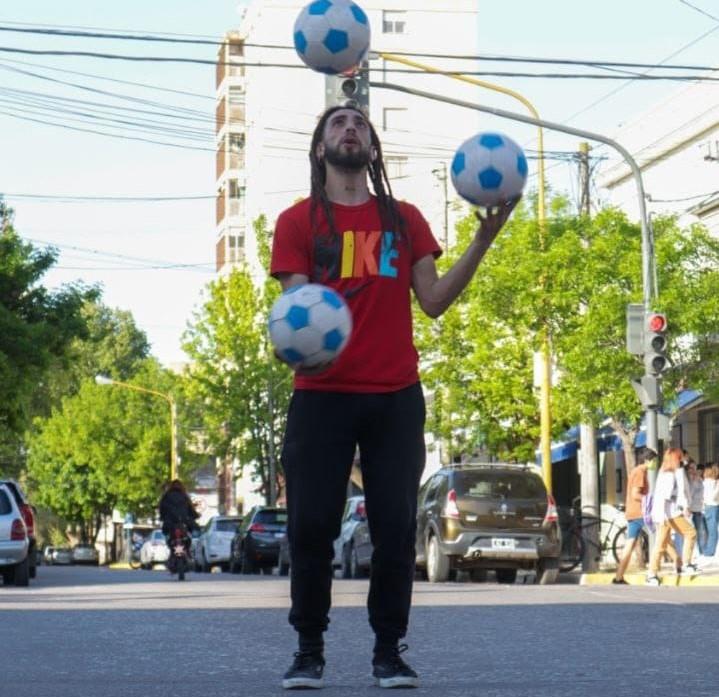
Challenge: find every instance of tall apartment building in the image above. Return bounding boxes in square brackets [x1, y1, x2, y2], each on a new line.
[215, 1, 486, 277]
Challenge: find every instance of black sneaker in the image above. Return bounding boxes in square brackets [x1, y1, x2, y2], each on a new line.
[372, 644, 419, 689]
[282, 651, 325, 689]
[611, 578, 629, 585]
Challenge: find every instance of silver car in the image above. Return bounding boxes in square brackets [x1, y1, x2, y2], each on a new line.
[139, 530, 170, 569]
[332, 496, 368, 579]
[196, 516, 242, 572]
[0, 483, 30, 586]
[72, 543, 100, 565]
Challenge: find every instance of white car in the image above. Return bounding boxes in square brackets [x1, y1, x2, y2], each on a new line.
[139, 529, 170, 569]
[332, 496, 366, 578]
[196, 516, 242, 572]
[0, 483, 30, 586]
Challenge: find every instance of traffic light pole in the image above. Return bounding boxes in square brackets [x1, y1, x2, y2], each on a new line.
[370, 80, 660, 454]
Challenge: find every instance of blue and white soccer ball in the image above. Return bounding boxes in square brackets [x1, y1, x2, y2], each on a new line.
[269, 284, 352, 368]
[450, 132, 528, 208]
[293, 0, 371, 75]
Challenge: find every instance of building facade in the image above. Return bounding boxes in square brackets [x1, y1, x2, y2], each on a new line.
[215, 0, 484, 278]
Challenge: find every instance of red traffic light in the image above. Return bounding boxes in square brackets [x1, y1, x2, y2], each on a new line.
[647, 313, 667, 332]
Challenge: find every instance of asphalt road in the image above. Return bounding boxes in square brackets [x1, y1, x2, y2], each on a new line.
[1, 565, 717, 696]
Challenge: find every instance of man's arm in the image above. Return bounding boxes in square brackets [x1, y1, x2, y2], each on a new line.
[412, 199, 518, 319]
[276, 272, 309, 291]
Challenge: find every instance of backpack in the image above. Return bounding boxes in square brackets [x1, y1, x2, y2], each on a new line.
[642, 493, 655, 533]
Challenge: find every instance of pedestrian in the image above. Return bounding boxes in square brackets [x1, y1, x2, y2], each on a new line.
[646, 447, 701, 586]
[687, 460, 706, 556]
[699, 463, 719, 567]
[612, 448, 656, 584]
[270, 105, 518, 689]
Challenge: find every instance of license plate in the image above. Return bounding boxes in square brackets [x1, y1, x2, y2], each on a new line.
[274, 532, 284, 538]
[491, 538, 516, 550]
[173, 545, 185, 555]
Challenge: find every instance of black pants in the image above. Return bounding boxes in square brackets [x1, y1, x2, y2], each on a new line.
[281, 382, 426, 646]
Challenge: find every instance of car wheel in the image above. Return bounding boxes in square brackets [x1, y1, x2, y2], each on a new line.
[261, 565, 273, 575]
[426, 535, 450, 583]
[13, 556, 30, 587]
[536, 558, 559, 585]
[349, 544, 367, 579]
[495, 568, 518, 584]
[229, 552, 239, 574]
[469, 568, 488, 583]
[201, 551, 212, 573]
[341, 544, 352, 579]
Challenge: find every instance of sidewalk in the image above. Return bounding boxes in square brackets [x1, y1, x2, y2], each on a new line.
[581, 564, 719, 586]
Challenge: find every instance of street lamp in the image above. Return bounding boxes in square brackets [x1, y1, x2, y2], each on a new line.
[378, 52, 554, 493]
[95, 375, 178, 481]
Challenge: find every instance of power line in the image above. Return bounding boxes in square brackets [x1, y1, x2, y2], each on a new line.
[2, 46, 719, 81]
[4, 193, 214, 202]
[0, 57, 215, 100]
[3, 24, 719, 74]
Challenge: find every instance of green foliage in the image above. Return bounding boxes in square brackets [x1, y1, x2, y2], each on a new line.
[416, 198, 719, 462]
[0, 214, 98, 477]
[183, 216, 291, 501]
[26, 360, 181, 539]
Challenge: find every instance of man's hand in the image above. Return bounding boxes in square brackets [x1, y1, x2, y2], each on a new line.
[473, 196, 521, 248]
[273, 348, 333, 375]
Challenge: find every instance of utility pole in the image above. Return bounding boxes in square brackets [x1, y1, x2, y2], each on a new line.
[432, 162, 449, 249]
[577, 142, 600, 573]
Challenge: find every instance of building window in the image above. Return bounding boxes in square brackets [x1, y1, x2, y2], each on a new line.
[382, 107, 407, 132]
[228, 180, 245, 199]
[382, 10, 406, 34]
[229, 133, 245, 152]
[700, 409, 719, 463]
[385, 155, 407, 179]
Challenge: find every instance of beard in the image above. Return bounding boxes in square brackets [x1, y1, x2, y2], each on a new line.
[323, 142, 371, 172]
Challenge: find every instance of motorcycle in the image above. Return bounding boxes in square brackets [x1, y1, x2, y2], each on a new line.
[168, 525, 192, 581]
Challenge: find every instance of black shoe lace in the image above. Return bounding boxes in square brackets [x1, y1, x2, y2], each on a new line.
[379, 643, 410, 670]
[292, 650, 322, 670]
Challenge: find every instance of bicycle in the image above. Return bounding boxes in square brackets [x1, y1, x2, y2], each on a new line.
[559, 496, 649, 573]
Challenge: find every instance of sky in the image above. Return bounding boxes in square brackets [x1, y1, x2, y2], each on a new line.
[0, 0, 717, 366]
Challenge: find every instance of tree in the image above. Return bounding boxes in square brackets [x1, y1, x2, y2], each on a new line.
[183, 216, 291, 503]
[26, 360, 184, 541]
[0, 202, 98, 477]
[415, 199, 719, 470]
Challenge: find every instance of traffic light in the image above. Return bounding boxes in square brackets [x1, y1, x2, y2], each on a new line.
[325, 61, 369, 113]
[644, 311, 668, 375]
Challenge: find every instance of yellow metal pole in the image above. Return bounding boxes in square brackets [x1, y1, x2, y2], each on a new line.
[378, 53, 552, 492]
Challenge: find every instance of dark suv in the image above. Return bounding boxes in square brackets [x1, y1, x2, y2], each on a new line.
[415, 463, 560, 584]
[230, 506, 287, 574]
[0, 480, 37, 580]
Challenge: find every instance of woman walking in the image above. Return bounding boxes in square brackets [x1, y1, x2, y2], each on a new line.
[646, 447, 700, 586]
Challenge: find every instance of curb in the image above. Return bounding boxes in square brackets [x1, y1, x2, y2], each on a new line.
[581, 570, 719, 586]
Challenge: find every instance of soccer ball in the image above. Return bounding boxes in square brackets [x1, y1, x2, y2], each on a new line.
[450, 132, 528, 207]
[268, 284, 352, 368]
[293, 0, 371, 75]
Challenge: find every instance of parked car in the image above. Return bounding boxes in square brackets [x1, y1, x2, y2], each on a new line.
[72, 543, 100, 565]
[334, 497, 372, 578]
[51, 548, 74, 565]
[230, 506, 287, 574]
[0, 483, 30, 586]
[0, 479, 38, 579]
[332, 496, 367, 578]
[196, 516, 242, 572]
[42, 545, 56, 565]
[139, 529, 170, 569]
[415, 463, 561, 584]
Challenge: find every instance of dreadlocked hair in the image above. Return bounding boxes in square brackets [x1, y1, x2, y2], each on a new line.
[309, 105, 405, 242]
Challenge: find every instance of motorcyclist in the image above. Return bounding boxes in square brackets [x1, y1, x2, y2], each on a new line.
[158, 479, 200, 561]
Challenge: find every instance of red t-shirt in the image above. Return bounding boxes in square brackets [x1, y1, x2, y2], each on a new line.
[270, 196, 441, 393]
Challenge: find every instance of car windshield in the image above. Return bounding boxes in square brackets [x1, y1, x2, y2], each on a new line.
[216, 519, 241, 532]
[253, 510, 287, 525]
[454, 470, 545, 500]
